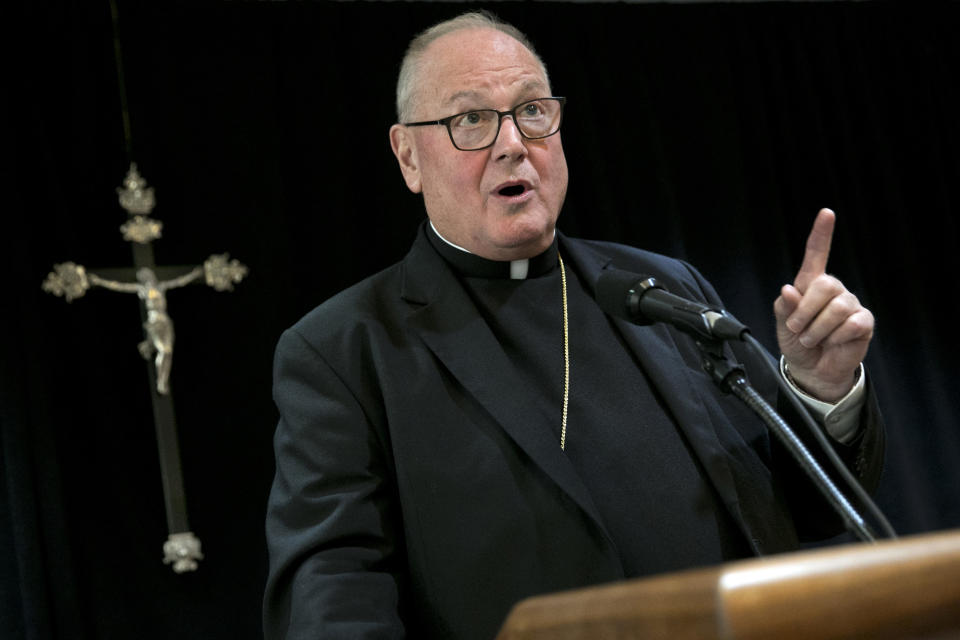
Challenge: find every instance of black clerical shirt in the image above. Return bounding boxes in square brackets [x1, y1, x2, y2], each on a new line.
[425, 226, 751, 577]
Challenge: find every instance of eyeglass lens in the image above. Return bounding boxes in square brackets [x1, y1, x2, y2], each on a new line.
[449, 99, 562, 150]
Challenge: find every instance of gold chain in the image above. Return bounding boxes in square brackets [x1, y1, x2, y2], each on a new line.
[559, 254, 570, 450]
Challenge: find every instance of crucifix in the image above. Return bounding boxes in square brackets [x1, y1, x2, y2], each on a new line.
[42, 163, 248, 573]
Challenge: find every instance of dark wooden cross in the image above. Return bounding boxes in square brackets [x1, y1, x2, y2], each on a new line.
[42, 164, 248, 573]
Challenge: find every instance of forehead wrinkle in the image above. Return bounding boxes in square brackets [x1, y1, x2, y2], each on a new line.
[442, 89, 485, 108]
[441, 75, 549, 111]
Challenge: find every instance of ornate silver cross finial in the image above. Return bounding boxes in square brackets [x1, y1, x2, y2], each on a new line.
[121, 216, 163, 244]
[204, 253, 249, 291]
[41, 262, 91, 302]
[117, 163, 156, 215]
[117, 163, 162, 244]
[163, 532, 204, 574]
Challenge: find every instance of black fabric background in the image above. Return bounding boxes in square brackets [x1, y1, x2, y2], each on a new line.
[3, 2, 958, 638]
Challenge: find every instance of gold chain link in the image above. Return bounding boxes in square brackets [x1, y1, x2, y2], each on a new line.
[559, 254, 570, 450]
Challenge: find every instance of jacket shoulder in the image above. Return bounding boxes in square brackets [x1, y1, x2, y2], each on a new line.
[565, 236, 714, 299]
[283, 261, 406, 349]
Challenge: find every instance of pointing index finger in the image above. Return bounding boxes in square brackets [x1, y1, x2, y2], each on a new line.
[794, 208, 836, 292]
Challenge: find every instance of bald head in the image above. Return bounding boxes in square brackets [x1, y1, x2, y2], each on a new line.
[395, 11, 550, 123]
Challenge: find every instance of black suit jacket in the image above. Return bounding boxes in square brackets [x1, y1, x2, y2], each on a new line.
[264, 226, 884, 640]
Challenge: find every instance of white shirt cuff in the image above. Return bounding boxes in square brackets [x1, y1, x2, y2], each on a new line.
[779, 357, 866, 444]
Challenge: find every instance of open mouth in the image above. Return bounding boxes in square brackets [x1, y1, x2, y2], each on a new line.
[498, 184, 527, 197]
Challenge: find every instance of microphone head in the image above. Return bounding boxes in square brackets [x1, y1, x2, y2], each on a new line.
[595, 268, 658, 325]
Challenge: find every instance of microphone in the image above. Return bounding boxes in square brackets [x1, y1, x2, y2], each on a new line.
[596, 268, 749, 341]
[595, 267, 896, 541]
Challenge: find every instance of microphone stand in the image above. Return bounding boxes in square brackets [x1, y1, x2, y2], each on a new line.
[694, 336, 881, 543]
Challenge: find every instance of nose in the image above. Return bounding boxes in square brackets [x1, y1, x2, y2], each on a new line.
[492, 114, 527, 161]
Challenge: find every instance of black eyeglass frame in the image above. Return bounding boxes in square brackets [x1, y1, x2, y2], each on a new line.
[402, 97, 567, 151]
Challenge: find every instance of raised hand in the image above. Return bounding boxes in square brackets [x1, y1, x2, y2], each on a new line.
[774, 209, 874, 402]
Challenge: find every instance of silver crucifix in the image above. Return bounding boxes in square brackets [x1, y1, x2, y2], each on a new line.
[41, 164, 247, 572]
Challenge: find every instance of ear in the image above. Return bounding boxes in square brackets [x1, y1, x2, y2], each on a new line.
[389, 124, 423, 194]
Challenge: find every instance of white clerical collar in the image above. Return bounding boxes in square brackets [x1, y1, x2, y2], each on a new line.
[429, 221, 544, 280]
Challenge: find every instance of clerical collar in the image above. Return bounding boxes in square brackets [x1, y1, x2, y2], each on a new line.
[426, 221, 559, 280]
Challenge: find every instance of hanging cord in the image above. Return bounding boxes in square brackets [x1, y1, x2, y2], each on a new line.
[109, 0, 133, 162]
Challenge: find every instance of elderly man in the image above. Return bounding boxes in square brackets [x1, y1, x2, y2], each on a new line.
[264, 11, 882, 640]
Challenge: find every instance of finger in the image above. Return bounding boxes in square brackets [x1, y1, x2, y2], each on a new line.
[773, 284, 801, 323]
[783, 274, 845, 335]
[820, 308, 874, 347]
[794, 208, 836, 292]
[794, 291, 866, 348]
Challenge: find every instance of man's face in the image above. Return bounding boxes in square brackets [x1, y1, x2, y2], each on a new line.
[390, 28, 569, 261]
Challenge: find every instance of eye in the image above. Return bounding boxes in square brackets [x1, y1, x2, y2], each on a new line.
[519, 101, 546, 118]
[451, 111, 492, 129]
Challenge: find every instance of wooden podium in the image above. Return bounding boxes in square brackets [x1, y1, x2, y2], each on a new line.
[496, 529, 960, 640]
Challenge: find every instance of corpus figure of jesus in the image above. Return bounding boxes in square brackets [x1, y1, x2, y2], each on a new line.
[87, 265, 203, 395]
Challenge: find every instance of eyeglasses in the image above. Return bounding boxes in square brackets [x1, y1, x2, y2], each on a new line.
[403, 97, 566, 151]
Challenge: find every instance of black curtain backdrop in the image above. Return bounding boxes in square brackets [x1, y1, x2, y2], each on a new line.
[4, 1, 959, 638]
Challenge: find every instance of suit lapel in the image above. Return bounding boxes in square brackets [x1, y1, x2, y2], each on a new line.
[399, 230, 618, 552]
[559, 236, 758, 549]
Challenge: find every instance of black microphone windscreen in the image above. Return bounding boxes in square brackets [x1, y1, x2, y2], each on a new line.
[595, 268, 646, 322]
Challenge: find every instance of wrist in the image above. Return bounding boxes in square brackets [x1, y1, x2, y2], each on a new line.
[782, 360, 861, 403]
[779, 358, 867, 443]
